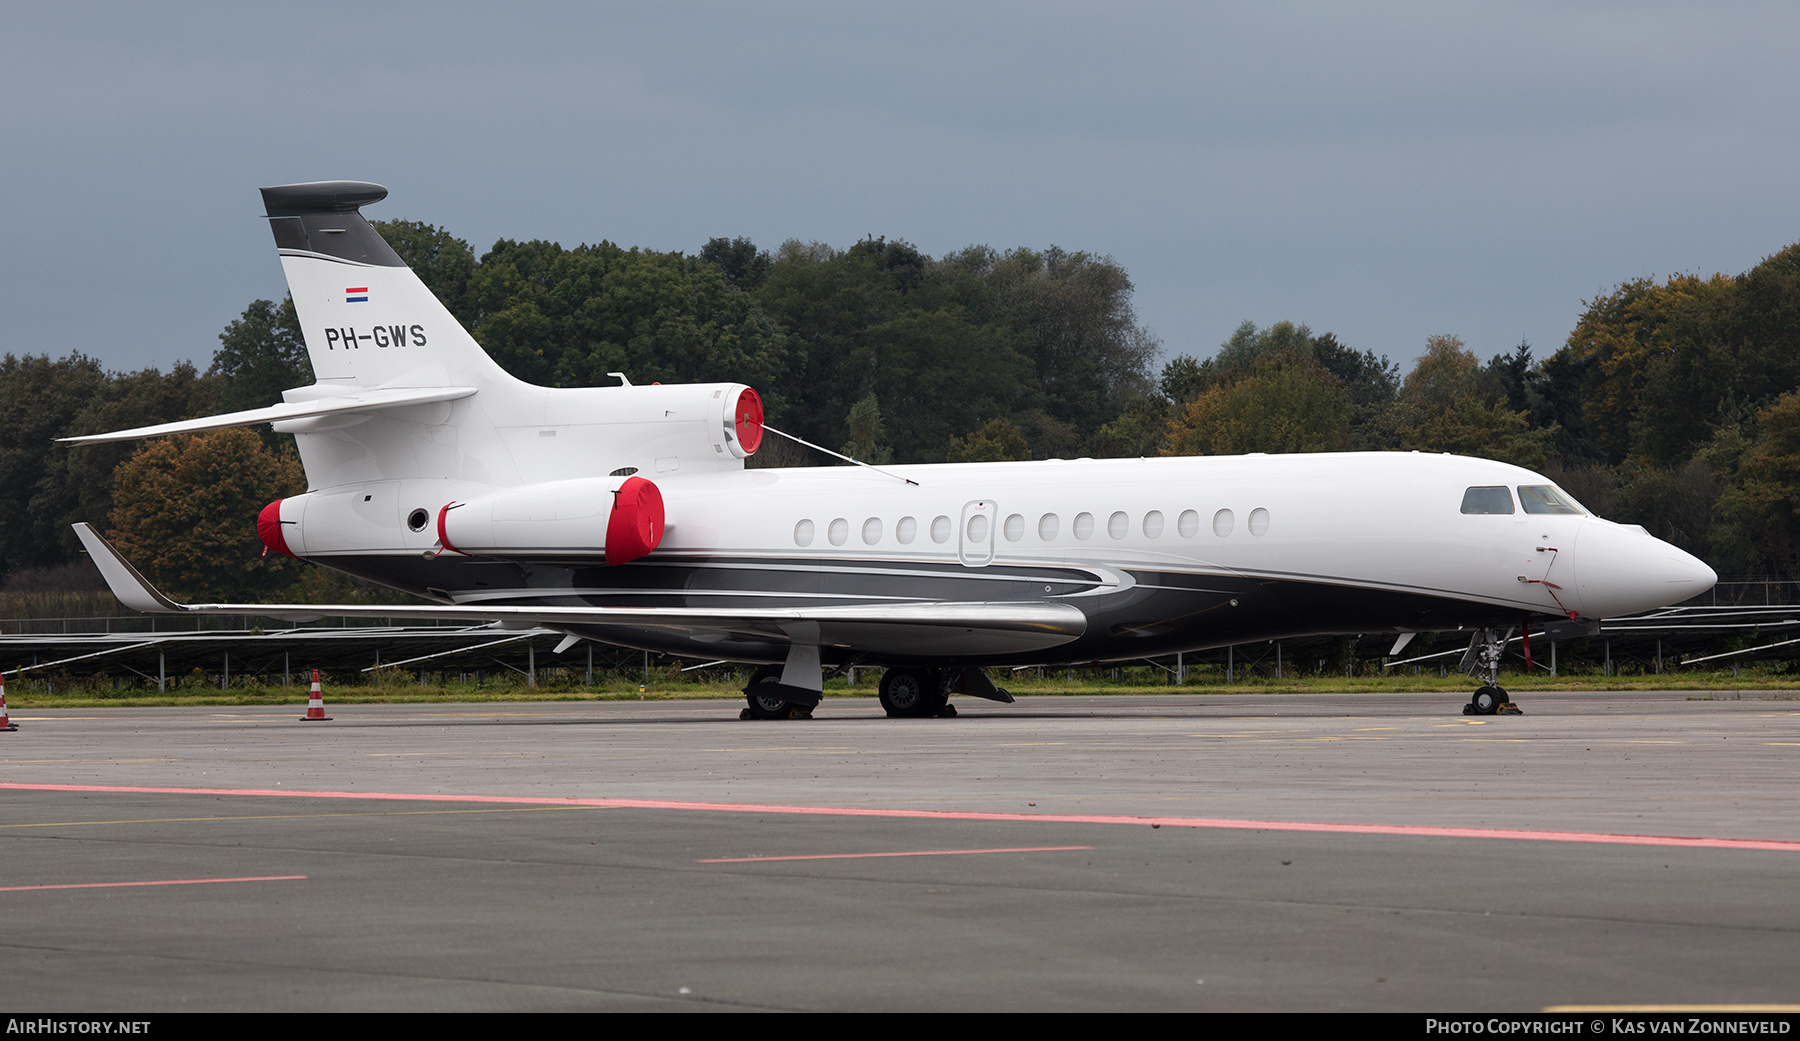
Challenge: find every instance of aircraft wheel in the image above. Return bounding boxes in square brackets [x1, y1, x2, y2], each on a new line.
[1470, 686, 1503, 715]
[879, 668, 947, 718]
[743, 665, 797, 720]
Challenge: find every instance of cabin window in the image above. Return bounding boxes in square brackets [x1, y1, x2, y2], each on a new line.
[1108, 511, 1129, 539]
[1073, 512, 1095, 540]
[1038, 513, 1059, 540]
[1004, 514, 1025, 542]
[896, 516, 917, 544]
[1143, 511, 1164, 538]
[862, 518, 882, 545]
[828, 518, 849, 546]
[1518, 485, 1584, 515]
[931, 515, 952, 543]
[1213, 509, 1234, 537]
[966, 514, 990, 543]
[794, 519, 815, 547]
[1177, 510, 1200, 537]
[1460, 486, 1514, 515]
[1249, 507, 1270, 536]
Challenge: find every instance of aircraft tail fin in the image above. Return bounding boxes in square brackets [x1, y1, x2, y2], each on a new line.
[262, 181, 516, 391]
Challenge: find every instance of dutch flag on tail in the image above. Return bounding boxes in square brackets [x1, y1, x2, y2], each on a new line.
[345, 286, 368, 303]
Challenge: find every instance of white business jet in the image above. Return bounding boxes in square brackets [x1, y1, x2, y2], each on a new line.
[67, 182, 1716, 718]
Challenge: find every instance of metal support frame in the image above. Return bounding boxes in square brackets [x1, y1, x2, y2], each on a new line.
[1459, 627, 1513, 687]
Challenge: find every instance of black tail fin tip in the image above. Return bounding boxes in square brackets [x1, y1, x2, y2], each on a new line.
[261, 181, 389, 217]
[261, 181, 403, 267]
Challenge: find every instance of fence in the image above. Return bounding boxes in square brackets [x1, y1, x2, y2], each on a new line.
[6, 575, 1800, 690]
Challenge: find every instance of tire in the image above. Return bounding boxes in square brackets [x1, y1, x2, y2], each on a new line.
[879, 668, 947, 718]
[743, 665, 793, 720]
[1470, 686, 1501, 715]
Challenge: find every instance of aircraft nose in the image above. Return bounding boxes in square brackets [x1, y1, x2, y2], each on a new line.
[1574, 521, 1717, 616]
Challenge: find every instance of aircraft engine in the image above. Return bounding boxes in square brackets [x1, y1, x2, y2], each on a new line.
[258, 499, 296, 558]
[436, 474, 667, 565]
[559, 382, 763, 471]
[722, 385, 763, 458]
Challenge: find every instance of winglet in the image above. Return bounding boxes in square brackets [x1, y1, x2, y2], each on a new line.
[71, 523, 187, 614]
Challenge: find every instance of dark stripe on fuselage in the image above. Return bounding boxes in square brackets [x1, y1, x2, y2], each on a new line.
[307, 551, 1533, 665]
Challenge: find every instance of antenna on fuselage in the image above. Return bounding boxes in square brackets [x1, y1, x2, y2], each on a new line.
[760, 424, 919, 486]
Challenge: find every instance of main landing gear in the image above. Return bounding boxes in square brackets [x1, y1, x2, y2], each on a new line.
[738, 660, 1014, 720]
[1459, 627, 1523, 716]
[741, 665, 814, 720]
[878, 666, 1018, 718]
[878, 668, 952, 718]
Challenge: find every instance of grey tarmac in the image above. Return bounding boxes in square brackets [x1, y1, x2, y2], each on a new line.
[1, 690, 1796, 1012]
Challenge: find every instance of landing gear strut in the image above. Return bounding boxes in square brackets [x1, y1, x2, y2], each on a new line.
[1459, 628, 1522, 715]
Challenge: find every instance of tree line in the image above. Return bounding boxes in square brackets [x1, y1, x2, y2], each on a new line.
[3, 219, 1798, 602]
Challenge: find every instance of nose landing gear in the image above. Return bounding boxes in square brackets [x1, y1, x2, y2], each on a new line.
[1466, 684, 1514, 715]
[1460, 628, 1524, 715]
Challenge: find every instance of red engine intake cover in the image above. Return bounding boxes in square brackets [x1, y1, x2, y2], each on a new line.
[257, 499, 295, 558]
[605, 476, 665, 565]
[733, 387, 764, 455]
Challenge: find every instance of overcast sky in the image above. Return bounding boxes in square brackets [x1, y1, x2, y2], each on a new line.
[4, 2, 1797, 382]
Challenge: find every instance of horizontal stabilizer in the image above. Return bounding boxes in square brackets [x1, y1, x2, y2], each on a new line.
[59, 386, 477, 445]
[71, 524, 1087, 657]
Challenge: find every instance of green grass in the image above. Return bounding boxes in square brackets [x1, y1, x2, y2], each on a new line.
[8, 666, 1800, 708]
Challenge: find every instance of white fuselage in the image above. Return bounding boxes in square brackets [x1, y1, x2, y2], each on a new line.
[275, 449, 1715, 666]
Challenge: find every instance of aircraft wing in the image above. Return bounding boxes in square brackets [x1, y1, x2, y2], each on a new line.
[71, 524, 1086, 658]
[58, 387, 478, 444]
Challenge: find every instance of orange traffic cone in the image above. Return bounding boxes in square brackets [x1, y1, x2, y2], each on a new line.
[0, 675, 15, 732]
[299, 669, 332, 722]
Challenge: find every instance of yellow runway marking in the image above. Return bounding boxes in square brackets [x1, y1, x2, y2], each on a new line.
[364, 751, 550, 757]
[700, 746, 856, 752]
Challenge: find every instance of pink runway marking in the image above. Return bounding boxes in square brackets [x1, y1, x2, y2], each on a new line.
[698, 845, 1093, 863]
[5, 782, 1798, 853]
[0, 875, 305, 893]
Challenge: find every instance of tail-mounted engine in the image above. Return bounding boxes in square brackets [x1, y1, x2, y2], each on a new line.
[567, 381, 763, 473]
[258, 474, 667, 567]
[254, 378, 758, 566]
[435, 474, 666, 565]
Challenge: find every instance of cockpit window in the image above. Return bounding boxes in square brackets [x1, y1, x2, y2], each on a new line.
[1461, 486, 1515, 515]
[1518, 485, 1584, 515]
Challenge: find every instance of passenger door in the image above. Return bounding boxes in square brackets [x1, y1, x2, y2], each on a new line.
[958, 500, 996, 567]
